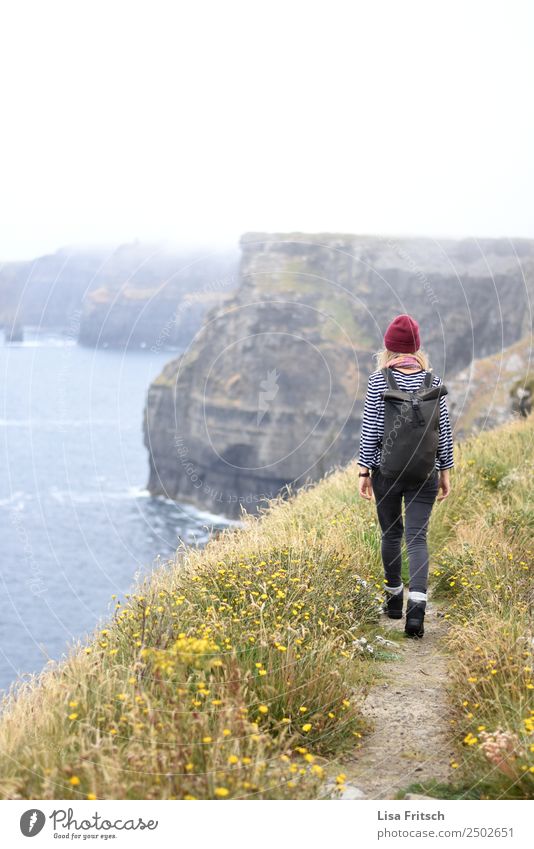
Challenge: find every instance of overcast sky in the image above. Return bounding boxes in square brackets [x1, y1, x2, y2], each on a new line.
[0, 0, 532, 260]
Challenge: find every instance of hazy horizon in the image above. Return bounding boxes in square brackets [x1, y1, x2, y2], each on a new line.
[1, 0, 533, 261]
[4, 228, 534, 266]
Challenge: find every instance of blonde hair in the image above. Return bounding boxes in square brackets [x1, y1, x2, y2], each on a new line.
[374, 348, 430, 371]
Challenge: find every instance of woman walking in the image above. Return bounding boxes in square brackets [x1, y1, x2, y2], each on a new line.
[358, 314, 454, 637]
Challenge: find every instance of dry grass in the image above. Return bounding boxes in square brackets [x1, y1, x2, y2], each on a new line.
[0, 416, 532, 800]
[430, 417, 534, 798]
[0, 465, 388, 800]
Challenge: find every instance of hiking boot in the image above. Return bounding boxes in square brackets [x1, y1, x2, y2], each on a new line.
[405, 599, 426, 638]
[382, 586, 403, 619]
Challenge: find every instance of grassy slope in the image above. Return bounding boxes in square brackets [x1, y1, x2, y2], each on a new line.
[448, 336, 533, 438]
[425, 417, 534, 799]
[0, 418, 532, 800]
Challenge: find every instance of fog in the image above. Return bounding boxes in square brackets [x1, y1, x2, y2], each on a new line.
[0, 0, 532, 260]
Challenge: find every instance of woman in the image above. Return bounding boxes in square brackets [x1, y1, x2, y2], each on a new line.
[358, 314, 454, 637]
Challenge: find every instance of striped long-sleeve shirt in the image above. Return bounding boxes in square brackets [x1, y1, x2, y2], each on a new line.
[358, 369, 454, 471]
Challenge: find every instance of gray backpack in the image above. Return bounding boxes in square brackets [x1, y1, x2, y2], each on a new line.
[379, 369, 448, 484]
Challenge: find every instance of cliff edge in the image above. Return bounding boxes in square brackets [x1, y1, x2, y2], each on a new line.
[144, 233, 534, 516]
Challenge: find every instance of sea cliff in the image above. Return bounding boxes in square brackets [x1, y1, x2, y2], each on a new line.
[144, 233, 534, 516]
[0, 243, 238, 349]
[0, 416, 532, 799]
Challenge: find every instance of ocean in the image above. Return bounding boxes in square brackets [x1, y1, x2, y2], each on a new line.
[0, 331, 233, 693]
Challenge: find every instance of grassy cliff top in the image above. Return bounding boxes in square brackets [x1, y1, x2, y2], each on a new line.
[239, 231, 534, 253]
[0, 416, 533, 800]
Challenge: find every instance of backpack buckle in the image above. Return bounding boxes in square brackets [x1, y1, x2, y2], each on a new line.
[410, 395, 425, 427]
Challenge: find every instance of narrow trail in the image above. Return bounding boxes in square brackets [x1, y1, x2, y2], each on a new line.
[340, 598, 456, 799]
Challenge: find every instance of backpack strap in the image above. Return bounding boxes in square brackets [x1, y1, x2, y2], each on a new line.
[423, 370, 433, 388]
[381, 367, 399, 390]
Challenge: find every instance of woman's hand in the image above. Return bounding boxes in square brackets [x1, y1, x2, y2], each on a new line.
[359, 469, 374, 500]
[437, 469, 451, 501]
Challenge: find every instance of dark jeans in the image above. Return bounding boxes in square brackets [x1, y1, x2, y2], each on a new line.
[372, 467, 439, 594]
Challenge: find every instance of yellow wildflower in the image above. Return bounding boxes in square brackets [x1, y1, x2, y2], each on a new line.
[463, 733, 478, 746]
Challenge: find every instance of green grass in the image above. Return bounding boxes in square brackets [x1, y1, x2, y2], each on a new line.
[0, 416, 532, 799]
[0, 465, 390, 800]
[428, 417, 534, 800]
[396, 779, 528, 800]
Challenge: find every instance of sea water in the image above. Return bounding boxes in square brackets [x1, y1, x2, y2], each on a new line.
[0, 331, 233, 692]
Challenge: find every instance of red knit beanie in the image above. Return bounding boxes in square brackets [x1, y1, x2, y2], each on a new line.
[384, 314, 420, 353]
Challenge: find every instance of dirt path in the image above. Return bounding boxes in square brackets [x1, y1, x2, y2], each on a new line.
[340, 598, 456, 799]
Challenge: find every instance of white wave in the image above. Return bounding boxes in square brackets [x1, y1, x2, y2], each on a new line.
[2, 338, 77, 349]
[48, 487, 147, 504]
[0, 419, 122, 428]
[0, 483, 240, 528]
[0, 491, 32, 509]
[127, 485, 151, 499]
[168, 501, 241, 527]
[140, 492, 241, 526]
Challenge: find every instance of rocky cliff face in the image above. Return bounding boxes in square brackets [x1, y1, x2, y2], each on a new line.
[0, 243, 238, 349]
[0, 249, 105, 332]
[447, 335, 533, 438]
[144, 233, 534, 517]
[78, 244, 238, 349]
